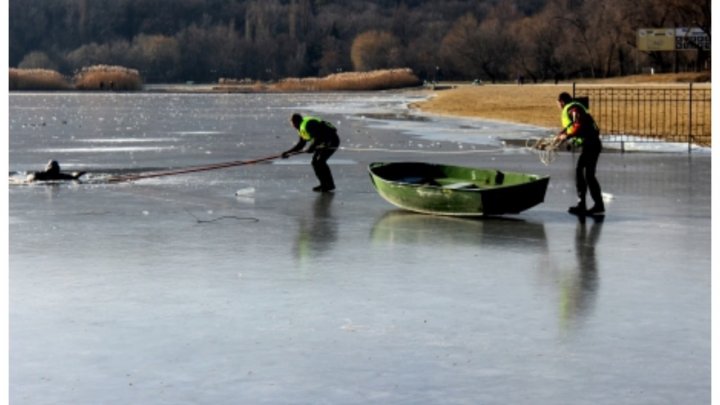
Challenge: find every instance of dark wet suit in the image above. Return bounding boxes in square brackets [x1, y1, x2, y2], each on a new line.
[27, 160, 85, 182]
[570, 107, 603, 211]
[29, 171, 82, 181]
[284, 119, 340, 191]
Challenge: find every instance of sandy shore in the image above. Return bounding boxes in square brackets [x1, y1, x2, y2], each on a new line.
[411, 84, 568, 129]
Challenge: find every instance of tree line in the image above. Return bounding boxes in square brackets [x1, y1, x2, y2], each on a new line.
[9, 0, 710, 84]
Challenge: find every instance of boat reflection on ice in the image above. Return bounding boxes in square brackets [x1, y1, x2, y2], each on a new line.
[370, 210, 547, 252]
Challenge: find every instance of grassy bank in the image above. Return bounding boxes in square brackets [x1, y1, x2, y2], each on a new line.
[414, 73, 711, 145]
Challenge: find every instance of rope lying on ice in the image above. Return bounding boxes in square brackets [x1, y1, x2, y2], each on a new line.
[184, 209, 260, 224]
[106, 153, 290, 183]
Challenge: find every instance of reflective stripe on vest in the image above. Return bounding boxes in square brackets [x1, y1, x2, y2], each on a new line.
[298, 116, 336, 141]
[562, 101, 600, 146]
[561, 101, 588, 133]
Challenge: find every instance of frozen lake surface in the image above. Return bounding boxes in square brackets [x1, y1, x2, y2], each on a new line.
[9, 92, 710, 404]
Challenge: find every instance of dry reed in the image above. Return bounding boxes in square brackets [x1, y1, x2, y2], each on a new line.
[9, 68, 72, 90]
[268, 68, 421, 92]
[73, 65, 143, 91]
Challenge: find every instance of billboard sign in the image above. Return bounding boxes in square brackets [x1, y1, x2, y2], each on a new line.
[637, 28, 710, 51]
[637, 28, 675, 51]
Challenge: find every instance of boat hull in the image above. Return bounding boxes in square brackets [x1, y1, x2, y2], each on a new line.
[368, 162, 549, 216]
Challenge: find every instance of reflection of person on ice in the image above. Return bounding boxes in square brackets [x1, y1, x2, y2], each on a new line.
[283, 113, 340, 192]
[554, 92, 605, 216]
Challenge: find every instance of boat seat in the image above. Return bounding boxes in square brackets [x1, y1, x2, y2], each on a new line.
[400, 176, 442, 186]
[443, 182, 480, 190]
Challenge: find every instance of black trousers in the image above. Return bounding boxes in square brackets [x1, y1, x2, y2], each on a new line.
[311, 138, 339, 188]
[576, 142, 603, 207]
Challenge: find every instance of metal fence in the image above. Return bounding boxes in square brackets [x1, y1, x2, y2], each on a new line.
[573, 83, 711, 150]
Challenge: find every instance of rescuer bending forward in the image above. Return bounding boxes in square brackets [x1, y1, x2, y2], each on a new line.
[283, 113, 340, 192]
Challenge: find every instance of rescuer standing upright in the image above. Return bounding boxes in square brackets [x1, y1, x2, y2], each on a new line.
[554, 92, 605, 216]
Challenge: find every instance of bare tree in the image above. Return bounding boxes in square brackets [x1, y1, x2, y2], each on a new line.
[244, 0, 284, 43]
[65, 40, 131, 72]
[509, 14, 562, 82]
[128, 34, 181, 82]
[440, 13, 517, 82]
[11, 0, 710, 83]
[350, 30, 403, 71]
[544, 0, 604, 78]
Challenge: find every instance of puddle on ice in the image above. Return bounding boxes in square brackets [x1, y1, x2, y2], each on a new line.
[78, 138, 179, 143]
[171, 130, 226, 136]
[234, 187, 256, 196]
[31, 145, 177, 153]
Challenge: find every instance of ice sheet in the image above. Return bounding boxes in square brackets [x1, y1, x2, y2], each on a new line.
[9, 92, 710, 405]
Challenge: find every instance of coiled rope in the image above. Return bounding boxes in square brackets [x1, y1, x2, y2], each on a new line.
[525, 136, 563, 165]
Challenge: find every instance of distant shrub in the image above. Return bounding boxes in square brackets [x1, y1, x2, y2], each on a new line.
[73, 65, 143, 90]
[269, 68, 421, 92]
[9, 68, 72, 91]
[18, 51, 59, 71]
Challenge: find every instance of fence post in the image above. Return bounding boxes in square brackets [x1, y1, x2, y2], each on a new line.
[688, 83, 693, 153]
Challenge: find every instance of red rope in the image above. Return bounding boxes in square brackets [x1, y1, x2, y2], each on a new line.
[107, 153, 288, 183]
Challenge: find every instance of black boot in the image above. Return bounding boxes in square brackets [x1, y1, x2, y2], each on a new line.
[568, 201, 587, 216]
[313, 185, 335, 192]
[587, 204, 605, 216]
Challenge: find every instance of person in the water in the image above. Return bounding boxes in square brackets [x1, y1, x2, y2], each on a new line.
[26, 160, 85, 182]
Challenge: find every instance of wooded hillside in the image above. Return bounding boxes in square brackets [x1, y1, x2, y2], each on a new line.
[9, 0, 710, 83]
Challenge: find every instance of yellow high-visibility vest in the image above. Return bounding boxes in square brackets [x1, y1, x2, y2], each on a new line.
[561, 101, 599, 146]
[298, 116, 335, 141]
[561, 101, 588, 136]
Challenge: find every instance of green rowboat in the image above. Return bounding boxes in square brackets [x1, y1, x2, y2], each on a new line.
[368, 162, 550, 216]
